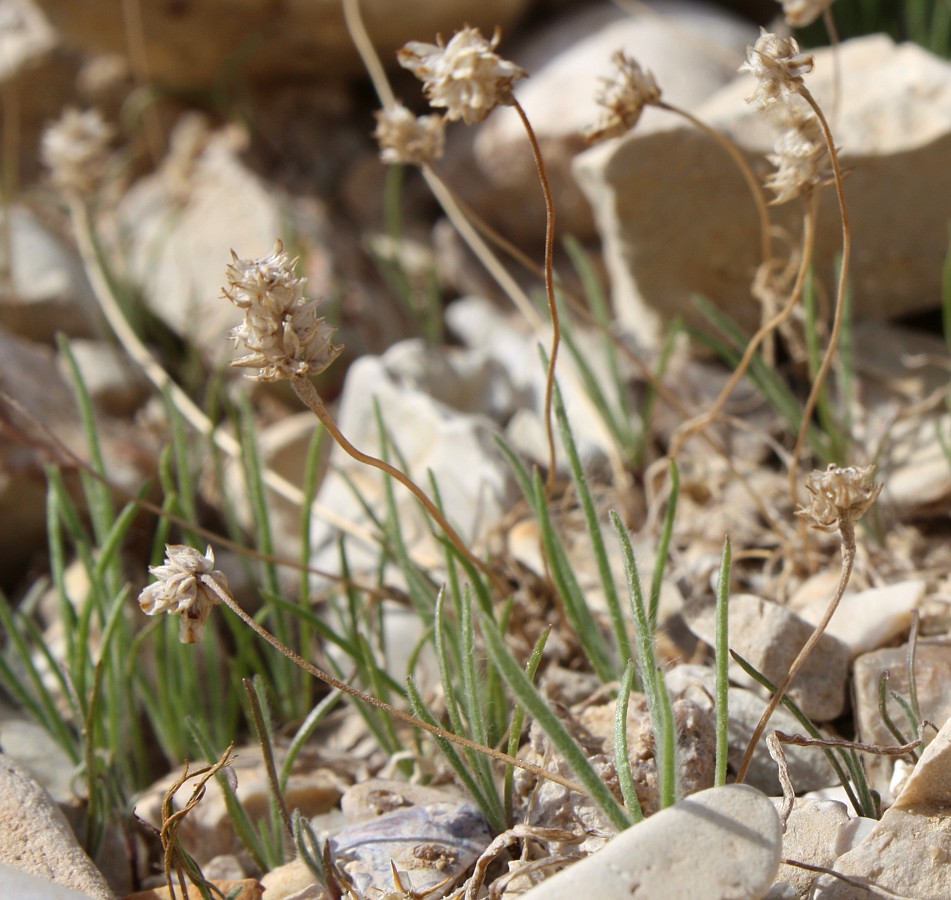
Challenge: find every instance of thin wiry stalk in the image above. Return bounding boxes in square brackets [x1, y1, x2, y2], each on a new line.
[289, 374, 508, 596]
[198, 573, 584, 794]
[787, 87, 851, 505]
[511, 99, 560, 494]
[736, 517, 856, 783]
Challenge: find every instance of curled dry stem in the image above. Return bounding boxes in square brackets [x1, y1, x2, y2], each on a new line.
[197, 572, 585, 795]
[289, 375, 509, 596]
[736, 516, 856, 783]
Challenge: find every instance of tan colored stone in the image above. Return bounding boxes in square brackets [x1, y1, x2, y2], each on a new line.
[852, 643, 951, 803]
[32, 0, 530, 86]
[0, 755, 114, 899]
[685, 594, 851, 721]
[812, 716, 951, 898]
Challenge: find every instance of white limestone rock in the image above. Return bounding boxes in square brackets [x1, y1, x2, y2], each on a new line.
[812, 715, 951, 898]
[574, 36, 951, 347]
[0, 755, 114, 899]
[520, 785, 782, 900]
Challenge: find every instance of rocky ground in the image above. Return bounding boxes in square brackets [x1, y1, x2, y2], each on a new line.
[2, 0, 951, 898]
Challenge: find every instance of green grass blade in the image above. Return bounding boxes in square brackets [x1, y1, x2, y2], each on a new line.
[552, 377, 626, 670]
[614, 660, 645, 822]
[649, 460, 679, 633]
[714, 537, 732, 788]
[476, 609, 631, 832]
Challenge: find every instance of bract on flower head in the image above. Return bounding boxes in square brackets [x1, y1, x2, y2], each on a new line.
[138, 545, 229, 643]
[398, 26, 526, 125]
[796, 464, 883, 533]
[224, 240, 343, 382]
[739, 29, 814, 110]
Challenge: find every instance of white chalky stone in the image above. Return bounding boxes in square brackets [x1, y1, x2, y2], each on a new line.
[520, 785, 781, 900]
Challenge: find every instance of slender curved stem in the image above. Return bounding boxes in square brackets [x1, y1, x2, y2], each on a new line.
[657, 100, 773, 270]
[290, 375, 509, 596]
[668, 197, 817, 462]
[511, 99, 559, 494]
[736, 516, 856, 783]
[788, 87, 851, 504]
[202, 573, 583, 793]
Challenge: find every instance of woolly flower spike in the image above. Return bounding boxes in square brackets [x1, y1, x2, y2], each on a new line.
[584, 51, 661, 144]
[782, 0, 835, 28]
[139, 545, 229, 644]
[224, 240, 343, 382]
[41, 107, 114, 194]
[796, 464, 883, 533]
[374, 103, 446, 166]
[398, 27, 526, 125]
[739, 29, 814, 110]
[764, 110, 831, 204]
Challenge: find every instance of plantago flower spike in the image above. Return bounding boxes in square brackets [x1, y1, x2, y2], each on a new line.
[796, 464, 883, 533]
[224, 241, 343, 382]
[398, 26, 526, 125]
[138, 545, 230, 643]
[583, 51, 661, 144]
[41, 107, 114, 194]
[739, 29, 814, 111]
[373, 102, 446, 165]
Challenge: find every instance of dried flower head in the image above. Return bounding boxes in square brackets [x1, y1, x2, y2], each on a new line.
[138, 545, 229, 643]
[41, 107, 114, 194]
[782, 0, 835, 28]
[398, 26, 526, 125]
[739, 29, 814, 110]
[763, 107, 831, 203]
[583, 51, 661, 144]
[373, 103, 446, 166]
[796, 464, 883, 533]
[224, 240, 343, 382]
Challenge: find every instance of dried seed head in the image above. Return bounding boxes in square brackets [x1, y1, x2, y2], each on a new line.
[398, 26, 526, 125]
[782, 0, 836, 28]
[41, 107, 114, 194]
[763, 107, 831, 203]
[224, 240, 343, 383]
[138, 545, 229, 643]
[373, 103, 446, 166]
[796, 464, 883, 533]
[739, 29, 814, 110]
[583, 50, 661, 144]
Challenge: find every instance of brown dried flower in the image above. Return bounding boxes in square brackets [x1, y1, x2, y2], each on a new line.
[138, 545, 229, 644]
[583, 51, 661, 144]
[763, 107, 831, 203]
[373, 103, 446, 166]
[739, 29, 814, 111]
[398, 26, 526, 125]
[796, 464, 883, 532]
[782, 0, 836, 28]
[224, 240, 343, 383]
[41, 107, 114, 194]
